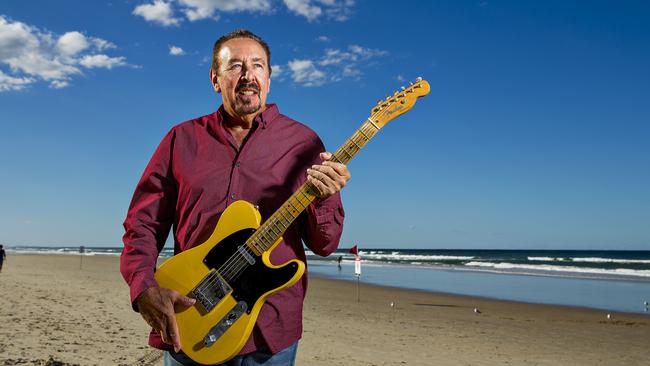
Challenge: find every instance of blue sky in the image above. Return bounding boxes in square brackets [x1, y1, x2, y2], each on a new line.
[0, 1, 648, 249]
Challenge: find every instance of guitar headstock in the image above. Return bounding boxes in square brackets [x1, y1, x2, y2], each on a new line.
[371, 77, 430, 128]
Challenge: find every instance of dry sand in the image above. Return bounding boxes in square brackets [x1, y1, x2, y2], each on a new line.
[0, 254, 648, 365]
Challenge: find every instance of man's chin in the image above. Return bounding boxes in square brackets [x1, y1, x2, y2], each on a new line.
[235, 104, 261, 116]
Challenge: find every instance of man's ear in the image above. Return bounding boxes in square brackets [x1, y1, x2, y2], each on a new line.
[210, 69, 221, 93]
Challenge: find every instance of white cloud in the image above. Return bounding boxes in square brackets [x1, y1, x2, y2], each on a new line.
[0, 15, 129, 91]
[316, 35, 330, 42]
[179, 0, 271, 21]
[132, 0, 353, 25]
[284, 0, 322, 21]
[50, 80, 70, 89]
[276, 43, 386, 87]
[284, 0, 354, 22]
[133, 0, 181, 26]
[169, 45, 185, 55]
[319, 45, 386, 67]
[56, 31, 89, 55]
[288, 59, 325, 87]
[79, 54, 127, 69]
[0, 70, 34, 91]
[271, 64, 282, 78]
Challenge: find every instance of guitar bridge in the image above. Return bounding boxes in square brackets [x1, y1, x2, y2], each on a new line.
[204, 301, 248, 347]
[191, 270, 232, 313]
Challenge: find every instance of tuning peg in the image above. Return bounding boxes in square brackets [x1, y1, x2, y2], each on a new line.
[416, 76, 422, 82]
[401, 86, 405, 91]
[377, 99, 382, 104]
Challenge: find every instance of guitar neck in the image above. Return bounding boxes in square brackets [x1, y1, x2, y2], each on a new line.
[245, 118, 381, 255]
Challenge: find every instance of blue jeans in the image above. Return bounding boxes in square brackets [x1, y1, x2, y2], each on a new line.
[163, 342, 298, 366]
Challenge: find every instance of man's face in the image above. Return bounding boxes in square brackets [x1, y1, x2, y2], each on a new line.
[212, 37, 271, 119]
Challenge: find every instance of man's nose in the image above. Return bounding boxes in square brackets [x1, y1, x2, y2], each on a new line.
[241, 64, 254, 80]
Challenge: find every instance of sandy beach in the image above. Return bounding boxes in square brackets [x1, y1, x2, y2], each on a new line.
[0, 254, 648, 365]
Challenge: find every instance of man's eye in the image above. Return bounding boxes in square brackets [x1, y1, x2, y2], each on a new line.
[229, 64, 242, 70]
[254, 63, 264, 69]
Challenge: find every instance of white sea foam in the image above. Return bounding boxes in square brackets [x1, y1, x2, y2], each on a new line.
[465, 261, 650, 278]
[528, 256, 566, 261]
[570, 257, 650, 264]
[361, 253, 475, 261]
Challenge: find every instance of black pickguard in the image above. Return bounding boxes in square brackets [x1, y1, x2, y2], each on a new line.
[202, 228, 299, 312]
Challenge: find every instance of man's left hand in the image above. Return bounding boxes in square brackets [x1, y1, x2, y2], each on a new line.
[307, 152, 351, 199]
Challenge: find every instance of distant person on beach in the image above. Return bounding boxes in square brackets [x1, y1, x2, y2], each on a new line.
[338, 255, 343, 270]
[0, 245, 6, 273]
[120, 29, 348, 366]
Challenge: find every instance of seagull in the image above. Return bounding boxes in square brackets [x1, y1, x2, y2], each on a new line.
[606, 313, 611, 320]
[473, 308, 481, 314]
[390, 301, 395, 308]
[644, 301, 648, 307]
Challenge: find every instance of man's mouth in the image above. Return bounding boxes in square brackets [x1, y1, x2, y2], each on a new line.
[237, 84, 259, 96]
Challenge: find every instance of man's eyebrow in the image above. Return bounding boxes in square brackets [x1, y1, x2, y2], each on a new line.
[227, 57, 266, 64]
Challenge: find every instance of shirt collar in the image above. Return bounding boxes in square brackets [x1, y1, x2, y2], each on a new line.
[217, 103, 279, 129]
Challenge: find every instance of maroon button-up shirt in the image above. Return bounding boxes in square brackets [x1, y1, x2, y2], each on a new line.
[120, 104, 344, 355]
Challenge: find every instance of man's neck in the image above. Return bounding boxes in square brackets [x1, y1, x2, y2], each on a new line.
[222, 110, 260, 148]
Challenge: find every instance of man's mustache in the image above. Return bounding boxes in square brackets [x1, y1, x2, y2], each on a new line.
[236, 83, 260, 93]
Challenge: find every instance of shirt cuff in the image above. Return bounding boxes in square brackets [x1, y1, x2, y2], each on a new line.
[129, 270, 159, 312]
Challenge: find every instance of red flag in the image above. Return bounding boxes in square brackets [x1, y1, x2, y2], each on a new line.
[348, 245, 358, 255]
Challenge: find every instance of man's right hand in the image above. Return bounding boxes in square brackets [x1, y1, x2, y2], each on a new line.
[136, 287, 196, 352]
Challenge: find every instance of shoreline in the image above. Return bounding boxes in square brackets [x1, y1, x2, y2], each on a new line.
[1, 254, 649, 365]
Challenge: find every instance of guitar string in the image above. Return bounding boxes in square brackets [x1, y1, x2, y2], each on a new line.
[209, 113, 386, 289]
[220, 118, 379, 283]
[217, 118, 381, 285]
[198, 119, 382, 295]
[195, 89, 415, 296]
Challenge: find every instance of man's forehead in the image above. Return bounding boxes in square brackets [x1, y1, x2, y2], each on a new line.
[219, 38, 267, 62]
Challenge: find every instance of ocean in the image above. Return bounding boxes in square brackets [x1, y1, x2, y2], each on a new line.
[6, 246, 650, 314]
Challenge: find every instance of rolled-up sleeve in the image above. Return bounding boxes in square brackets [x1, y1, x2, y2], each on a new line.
[303, 194, 344, 256]
[120, 129, 178, 310]
[300, 134, 345, 257]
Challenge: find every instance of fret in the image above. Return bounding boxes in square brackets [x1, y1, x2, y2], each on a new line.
[271, 220, 284, 237]
[295, 191, 310, 207]
[278, 208, 293, 224]
[361, 123, 377, 138]
[357, 128, 370, 141]
[339, 145, 353, 160]
[266, 221, 280, 237]
[298, 187, 314, 207]
[287, 199, 302, 213]
[329, 154, 344, 164]
[348, 137, 362, 151]
[274, 213, 289, 230]
[304, 181, 319, 197]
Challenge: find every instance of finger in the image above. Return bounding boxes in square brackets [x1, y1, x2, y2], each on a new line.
[310, 166, 346, 189]
[319, 152, 332, 161]
[307, 175, 330, 197]
[173, 294, 196, 312]
[322, 161, 350, 179]
[160, 311, 181, 352]
[308, 167, 335, 188]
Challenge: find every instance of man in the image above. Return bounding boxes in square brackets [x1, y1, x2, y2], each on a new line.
[0, 245, 6, 273]
[120, 29, 349, 366]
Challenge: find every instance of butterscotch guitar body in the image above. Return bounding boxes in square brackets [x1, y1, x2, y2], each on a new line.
[154, 200, 305, 365]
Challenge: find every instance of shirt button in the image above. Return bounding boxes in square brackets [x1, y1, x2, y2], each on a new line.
[235, 162, 241, 167]
[231, 193, 236, 199]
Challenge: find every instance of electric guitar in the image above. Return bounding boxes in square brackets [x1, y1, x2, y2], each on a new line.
[154, 78, 430, 364]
